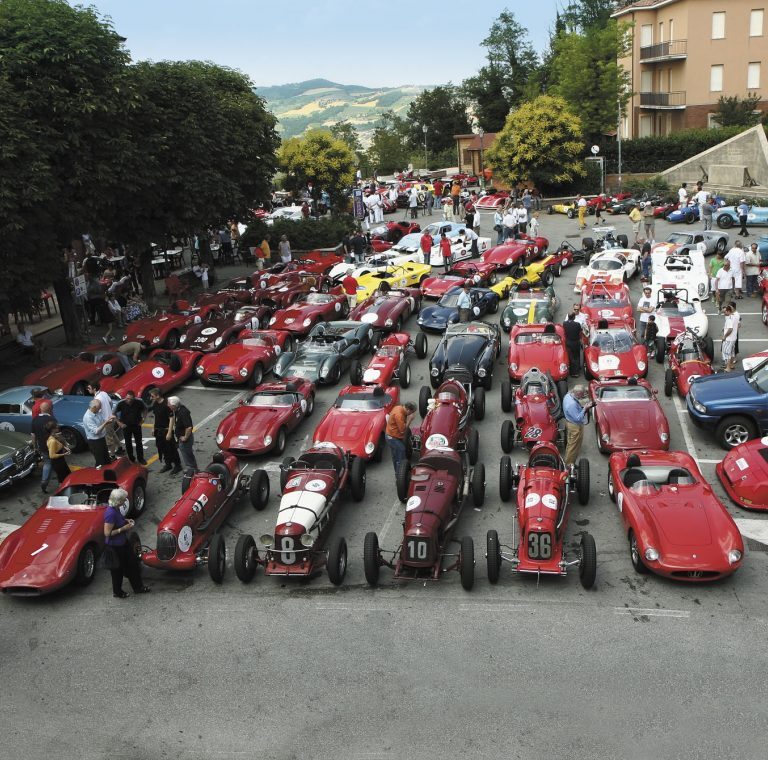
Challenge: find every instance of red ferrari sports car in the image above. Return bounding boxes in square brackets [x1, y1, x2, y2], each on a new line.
[370, 220, 420, 244]
[582, 318, 648, 380]
[349, 331, 428, 389]
[420, 262, 497, 300]
[124, 302, 217, 350]
[178, 307, 249, 353]
[215, 378, 315, 456]
[100, 349, 201, 402]
[506, 323, 569, 386]
[475, 191, 510, 209]
[591, 377, 669, 453]
[254, 272, 331, 310]
[663, 329, 714, 397]
[0, 457, 148, 595]
[24, 348, 130, 395]
[716, 436, 768, 510]
[580, 280, 634, 326]
[268, 291, 349, 335]
[348, 287, 421, 339]
[482, 235, 549, 268]
[196, 330, 287, 387]
[608, 450, 743, 580]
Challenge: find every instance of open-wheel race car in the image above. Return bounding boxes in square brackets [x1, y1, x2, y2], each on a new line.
[506, 323, 569, 391]
[349, 331, 428, 389]
[233, 442, 366, 586]
[500, 368, 564, 452]
[663, 329, 714, 398]
[0, 457, 149, 595]
[651, 287, 709, 363]
[348, 287, 421, 343]
[196, 329, 288, 388]
[140, 452, 269, 583]
[24, 348, 131, 396]
[428, 321, 501, 390]
[716, 436, 768, 511]
[369, 220, 421, 247]
[254, 272, 331, 310]
[651, 249, 710, 300]
[488, 442, 595, 589]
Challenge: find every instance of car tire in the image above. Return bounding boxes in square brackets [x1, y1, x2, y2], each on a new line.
[165, 330, 180, 350]
[273, 427, 287, 455]
[548, 205, 554, 215]
[349, 457, 367, 501]
[717, 213, 733, 229]
[472, 463, 485, 507]
[372, 433, 385, 463]
[715, 237, 727, 253]
[280, 456, 295, 491]
[59, 427, 84, 453]
[474, 386, 486, 421]
[467, 428, 480, 465]
[763, 301, 768, 326]
[363, 532, 380, 586]
[501, 419, 514, 453]
[419, 385, 431, 418]
[459, 535, 475, 591]
[234, 534, 258, 583]
[249, 469, 270, 510]
[629, 531, 648, 574]
[607, 472, 616, 502]
[349, 359, 363, 385]
[556, 379, 568, 401]
[399, 360, 411, 388]
[248, 363, 263, 389]
[616, 234, 629, 248]
[501, 380, 512, 412]
[489, 298, 499, 314]
[541, 269, 554, 287]
[499, 455, 512, 502]
[566, 209, 574, 219]
[414, 332, 428, 359]
[486, 530, 501, 585]
[396, 459, 410, 503]
[583, 362, 592, 381]
[716, 415, 757, 450]
[702, 335, 715, 360]
[74, 543, 97, 586]
[553, 262, 562, 278]
[128, 482, 147, 519]
[576, 458, 590, 505]
[684, 212, 695, 225]
[305, 394, 315, 417]
[207, 534, 226, 583]
[579, 533, 597, 590]
[655, 336, 666, 363]
[326, 535, 348, 586]
[664, 368, 675, 397]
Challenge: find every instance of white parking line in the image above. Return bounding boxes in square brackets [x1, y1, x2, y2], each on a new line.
[711, 338, 766, 342]
[613, 607, 690, 618]
[194, 392, 247, 430]
[672, 393, 701, 463]
[378, 498, 403, 543]
[734, 518, 768, 546]
[176, 384, 241, 392]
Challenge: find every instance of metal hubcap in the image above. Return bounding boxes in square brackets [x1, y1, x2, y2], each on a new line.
[725, 425, 749, 446]
[608, 474, 614, 497]
[84, 549, 95, 578]
[338, 548, 347, 576]
[630, 536, 640, 566]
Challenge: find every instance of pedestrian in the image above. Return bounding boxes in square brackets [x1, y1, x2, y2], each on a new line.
[439, 232, 452, 274]
[168, 396, 198, 472]
[629, 204, 643, 244]
[419, 229, 433, 263]
[451, 180, 461, 216]
[114, 390, 147, 465]
[701, 196, 715, 230]
[563, 312, 583, 377]
[709, 251, 725, 310]
[45, 421, 72, 485]
[493, 208, 504, 245]
[729, 299, 742, 360]
[87, 381, 122, 457]
[341, 268, 358, 310]
[351, 230, 366, 264]
[576, 194, 588, 230]
[279, 235, 291, 264]
[457, 282, 473, 322]
[424, 189, 434, 216]
[642, 201, 656, 242]
[721, 303, 738, 371]
[15, 321, 44, 363]
[472, 206, 481, 236]
[516, 203, 528, 235]
[148, 388, 181, 474]
[408, 187, 419, 220]
[678, 182, 688, 207]
[636, 286, 655, 341]
[737, 199, 750, 237]
[640, 245, 653, 281]
[83, 398, 113, 467]
[102, 488, 150, 598]
[502, 206, 517, 242]
[528, 212, 539, 238]
[572, 302, 588, 328]
[594, 194, 605, 224]
[432, 178, 443, 203]
[715, 259, 734, 312]
[464, 200, 475, 231]
[31, 401, 56, 492]
[562, 385, 594, 466]
[384, 401, 416, 474]
[745, 242, 760, 297]
[725, 241, 745, 298]
[644, 315, 659, 357]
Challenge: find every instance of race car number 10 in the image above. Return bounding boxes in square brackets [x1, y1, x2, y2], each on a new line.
[406, 538, 428, 560]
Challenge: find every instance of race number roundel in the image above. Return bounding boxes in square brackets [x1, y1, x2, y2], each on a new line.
[178, 525, 193, 552]
[334, 302, 341, 312]
[406, 495, 421, 511]
[200, 327, 217, 336]
[525, 493, 541, 509]
[151, 366, 165, 379]
[102, 364, 112, 376]
[541, 494, 557, 510]
[306, 479, 325, 492]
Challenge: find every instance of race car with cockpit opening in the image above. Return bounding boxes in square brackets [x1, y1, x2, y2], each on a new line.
[650, 287, 709, 363]
[428, 321, 501, 390]
[349, 331, 428, 389]
[582, 317, 649, 381]
[505, 323, 569, 394]
[500, 285, 559, 333]
[663, 329, 714, 398]
[348, 287, 421, 344]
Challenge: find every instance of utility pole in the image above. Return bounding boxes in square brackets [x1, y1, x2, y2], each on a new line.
[617, 99, 623, 191]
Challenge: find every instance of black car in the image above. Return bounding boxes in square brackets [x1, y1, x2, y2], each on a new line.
[418, 286, 500, 333]
[428, 321, 502, 390]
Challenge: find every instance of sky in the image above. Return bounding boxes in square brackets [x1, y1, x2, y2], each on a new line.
[75, 0, 563, 89]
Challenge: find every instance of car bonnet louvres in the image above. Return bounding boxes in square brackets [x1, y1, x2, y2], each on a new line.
[445, 364, 473, 386]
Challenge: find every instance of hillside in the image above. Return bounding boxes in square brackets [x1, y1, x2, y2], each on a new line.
[256, 78, 427, 144]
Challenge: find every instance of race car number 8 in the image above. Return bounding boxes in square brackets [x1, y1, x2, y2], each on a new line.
[281, 536, 296, 564]
[527, 532, 552, 559]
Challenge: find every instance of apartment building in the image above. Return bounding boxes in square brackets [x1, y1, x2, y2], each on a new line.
[613, 0, 767, 138]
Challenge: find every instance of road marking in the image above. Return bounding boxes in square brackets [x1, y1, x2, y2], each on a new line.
[378, 498, 402, 543]
[613, 607, 690, 618]
[734, 518, 768, 546]
[176, 384, 243, 392]
[696, 458, 723, 465]
[672, 393, 700, 463]
[0, 522, 20, 544]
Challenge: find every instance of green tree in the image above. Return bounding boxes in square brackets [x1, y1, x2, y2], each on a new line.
[562, 0, 616, 31]
[485, 95, 586, 190]
[405, 85, 471, 156]
[278, 129, 355, 211]
[368, 111, 411, 174]
[329, 120, 362, 153]
[712, 94, 762, 127]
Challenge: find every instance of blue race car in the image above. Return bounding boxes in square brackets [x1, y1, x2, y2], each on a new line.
[0, 386, 93, 451]
[687, 358, 768, 449]
[716, 204, 768, 230]
[417, 286, 499, 333]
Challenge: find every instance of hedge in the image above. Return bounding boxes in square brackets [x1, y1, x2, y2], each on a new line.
[240, 215, 353, 252]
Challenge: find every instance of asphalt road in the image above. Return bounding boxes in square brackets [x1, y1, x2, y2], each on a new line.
[2, 208, 768, 760]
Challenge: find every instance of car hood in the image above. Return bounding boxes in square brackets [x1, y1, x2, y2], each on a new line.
[643, 492, 712, 547]
[50, 395, 93, 423]
[599, 400, 662, 446]
[438, 337, 486, 366]
[420, 305, 458, 326]
[219, 406, 289, 439]
[278, 354, 325, 381]
[690, 372, 757, 407]
[314, 409, 383, 455]
[0, 430, 32, 456]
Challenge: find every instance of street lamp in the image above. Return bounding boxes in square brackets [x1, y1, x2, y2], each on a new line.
[478, 128, 485, 189]
[422, 125, 428, 172]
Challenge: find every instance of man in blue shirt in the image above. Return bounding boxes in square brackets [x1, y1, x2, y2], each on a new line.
[737, 199, 750, 237]
[562, 384, 594, 466]
[457, 283, 473, 322]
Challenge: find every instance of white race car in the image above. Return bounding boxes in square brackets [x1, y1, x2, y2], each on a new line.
[651, 250, 710, 300]
[652, 231, 729, 257]
[328, 251, 424, 283]
[651, 287, 709, 361]
[391, 223, 490, 267]
[573, 249, 641, 293]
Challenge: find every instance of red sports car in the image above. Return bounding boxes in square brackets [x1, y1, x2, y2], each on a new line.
[195, 287, 254, 311]
[500, 367, 563, 452]
[24, 348, 130, 395]
[313, 384, 399, 461]
[254, 272, 331, 310]
[124, 303, 217, 350]
[663, 329, 714, 397]
[591, 377, 669, 453]
[0, 457, 148, 595]
[178, 307, 249, 352]
[763, 286, 768, 327]
[580, 280, 634, 326]
[608, 450, 744, 581]
[482, 235, 549, 268]
[349, 331, 428, 389]
[370, 220, 420, 244]
[100, 349, 201, 402]
[268, 291, 349, 335]
[196, 330, 287, 387]
[583, 318, 648, 380]
[716, 437, 768, 511]
[542, 244, 574, 278]
[420, 261, 498, 300]
[349, 288, 420, 339]
[215, 378, 315, 456]
[506, 323, 569, 386]
[475, 191, 510, 209]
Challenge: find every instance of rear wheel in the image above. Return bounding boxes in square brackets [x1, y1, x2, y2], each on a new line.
[128, 482, 146, 519]
[363, 531, 380, 586]
[629, 531, 648, 574]
[501, 379, 512, 412]
[579, 533, 597, 589]
[486, 530, 501, 585]
[249, 469, 270, 510]
[664, 368, 675, 397]
[419, 385, 431, 418]
[655, 336, 666, 363]
[716, 416, 757, 450]
[74, 544, 97, 586]
[326, 536, 348, 586]
[501, 419, 514, 453]
[616, 234, 629, 248]
[414, 332, 428, 359]
[350, 457, 367, 501]
[607, 471, 616, 502]
[684, 212, 695, 225]
[396, 459, 410, 503]
[472, 463, 486, 507]
[234, 534, 258, 583]
[499, 455, 512, 502]
[474, 386, 485, 421]
[576, 458, 590, 505]
[207, 534, 226, 583]
[467, 428, 479, 465]
[399, 360, 411, 388]
[459, 536, 475, 591]
[305, 395, 315, 417]
[541, 269, 554, 287]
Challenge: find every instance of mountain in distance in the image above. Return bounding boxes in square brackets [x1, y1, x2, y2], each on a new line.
[256, 78, 428, 145]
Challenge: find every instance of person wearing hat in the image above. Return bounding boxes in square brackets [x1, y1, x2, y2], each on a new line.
[562, 385, 594, 466]
[341, 268, 358, 310]
[457, 282, 473, 322]
[636, 286, 655, 341]
[737, 199, 750, 237]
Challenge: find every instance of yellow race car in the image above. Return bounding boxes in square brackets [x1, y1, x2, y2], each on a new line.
[490, 256, 555, 298]
[547, 201, 596, 218]
[355, 262, 432, 302]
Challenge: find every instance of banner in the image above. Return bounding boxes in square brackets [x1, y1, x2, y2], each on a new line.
[352, 188, 365, 220]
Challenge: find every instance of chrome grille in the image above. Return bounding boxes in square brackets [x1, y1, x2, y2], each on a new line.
[156, 531, 177, 561]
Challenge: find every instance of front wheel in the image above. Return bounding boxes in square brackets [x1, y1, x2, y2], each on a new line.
[249, 469, 270, 510]
[541, 269, 554, 287]
[326, 536, 348, 586]
[399, 360, 411, 388]
[499, 455, 512, 502]
[414, 332, 428, 359]
[74, 544, 97, 586]
[207, 534, 226, 583]
[501, 419, 514, 453]
[629, 531, 648, 574]
[579, 533, 597, 589]
[248, 363, 263, 389]
[459, 535, 475, 591]
[501, 379, 512, 412]
[664, 368, 675, 397]
[655, 336, 666, 363]
[396, 459, 410, 503]
[467, 428, 479, 465]
[128, 483, 146, 519]
[363, 531, 380, 586]
[350, 457, 366, 501]
[234, 534, 258, 583]
[474, 386, 486, 421]
[472, 463, 486, 507]
[419, 385, 431, 418]
[486, 530, 501, 585]
[576, 458, 590, 505]
[717, 213, 733, 229]
[716, 415, 757, 450]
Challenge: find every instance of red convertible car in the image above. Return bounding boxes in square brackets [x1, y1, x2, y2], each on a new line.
[420, 262, 497, 299]
[195, 287, 254, 311]
[349, 331, 427, 389]
[0, 458, 148, 595]
[506, 323, 570, 388]
[489, 443, 595, 589]
[500, 368, 564, 452]
[580, 280, 634, 326]
[482, 235, 549, 268]
[124, 302, 217, 350]
[24, 348, 131, 395]
[349, 287, 421, 339]
[254, 272, 331, 310]
[583, 318, 648, 380]
[141, 452, 269, 582]
[475, 191, 510, 209]
[313, 384, 399, 462]
[178, 307, 249, 352]
[196, 330, 287, 387]
[608, 450, 743, 580]
[233, 442, 366, 586]
[716, 436, 768, 511]
[591, 377, 669, 453]
[268, 291, 348, 335]
[216, 378, 315, 456]
[663, 329, 714, 397]
[100, 349, 201, 402]
[371, 220, 420, 245]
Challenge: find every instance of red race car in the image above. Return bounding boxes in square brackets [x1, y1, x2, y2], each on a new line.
[196, 329, 287, 387]
[100, 349, 201, 403]
[349, 331, 428, 389]
[349, 287, 421, 340]
[124, 302, 217, 350]
[489, 443, 595, 589]
[24, 348, 131, 395]
[500, 368, 564, 452]
[542, 244, 575, 278]
[608, 450, 744, 580]
[663, 329, 714, 398]
[420, 261, 497, 300]
[583, 318, 648, 380]
[717, 436, 768, 511]
[140, 452, 270, 583]
[195, 287, 254, 311]
[475, 191, 509, 209]
[313, 384, 399, 462]
[591, 377, 669, 453]
[178, 307, 249, 353]
[580, 280, 634, 326]
[254, 272, 331, 310]
[506, 323, 569, 388]
[268, 291, 349, 335]
[482, 235, 549, 268]
[370, 220, 420, 244]
[234, 442, 366, 586]
[0, 458, 148, 595]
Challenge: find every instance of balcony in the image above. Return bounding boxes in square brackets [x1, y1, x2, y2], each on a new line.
[639, 39, 688, 63]
[639, 91, 686, 109]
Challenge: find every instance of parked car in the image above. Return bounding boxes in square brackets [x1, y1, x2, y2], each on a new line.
[369, 220, 421, 245]
[196, 330, 287, 387]
[651, 249, 710, 300]
[716, 437, 768, 511]
[651, 288, 709, 362]
[716, 204, 767, 230]
[582, 318, 648, 380]
[482, 235, 549, 269]
[268, 291, 349, 336]
[428, 321, 501, 390]
[652, 230, 729, 257]
[0, 430, 36, 490]
[417, 286, 500, 333]
[663, 329, 714, 398]
[178, 307, 249, 353]
[500, 285, 559, 332]
[419, 261, 498, 300]
[506, 323, 569, 391]
[354, 262, 432, 301]
[475, 191, 510, 209]
[349, 331, 427, 389]
[349, 287, 421, 342]
[123, 303, 216, 350]
[573, 249, 641, 292]
[24, 349, 131, 396]
[579, 281, 634, 326]
[490, 258, 556, 299]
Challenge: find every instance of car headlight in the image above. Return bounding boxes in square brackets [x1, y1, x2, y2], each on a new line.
[477, 368, 487, 378]
[660, 432, 669, 442]
[239, 368, 249, 377]
[692, 398, 707, 414]
[152, 336, 161, 344]
[590, 362, 599, 372]
[365, 441, 376, 454]
[385, 318, 393, 327]
[303, 318, 311, 326]
[503, 317, 511, 326]
[263, 435, 272, 446]
[260, 534, 273, 548]
[216, 433, 224, 444]
[300, 533, 315, 548]
[559, 363, 568, 373]
[430, 367, 439, 376]
[506, 258, 513, 265]
[269, 317, 277, 325]
[728, 549, 742, 564]
[54, 388, 63, 395]
[214, 337, 223, 347]
[179, 335, 187, 343]
[196, 366, 204, 374]
[510, 362, 518, 371]
[637, 361, 646, 371]
[644, 547, 659, 562]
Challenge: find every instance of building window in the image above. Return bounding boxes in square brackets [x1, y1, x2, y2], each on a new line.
[748, 62, 761, 89]
[712, 12, 726, 39]
[640, 24, 653, 47]
[710, 64, 724, 91]
[462, 149, 472, 165]
[750, 9, 764, 36]
[659, 21, 664, 42]
[669, 18, 674, 39]
[707, 113, 719, 129]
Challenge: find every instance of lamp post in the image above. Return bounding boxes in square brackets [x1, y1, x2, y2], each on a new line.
[422, 125, 428, 172]
[478, 128, 485, 189]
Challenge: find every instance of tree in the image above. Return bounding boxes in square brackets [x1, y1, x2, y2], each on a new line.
[562, 0, 616, 31]
[405, 85, 471, 156]
[278, 129, 355, 211]
[712, 94, 762, 127]
[367, 111, 411, 174]
[329, 120, 362, 153]
[485, 95, 586, 190]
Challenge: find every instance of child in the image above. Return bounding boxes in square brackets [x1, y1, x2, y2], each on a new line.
[529, 212, 540, 237]
[644, 314, 659, 357]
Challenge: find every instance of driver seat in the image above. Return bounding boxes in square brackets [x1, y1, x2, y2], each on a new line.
[530, 453, 559, 470]
[667, 468, 695, 485]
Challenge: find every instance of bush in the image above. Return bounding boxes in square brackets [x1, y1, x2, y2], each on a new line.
[622, 175, 673, 199]
[240, 216, 352, 252]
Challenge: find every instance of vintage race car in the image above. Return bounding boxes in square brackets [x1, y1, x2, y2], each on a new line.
[141, 453, 269, 582]
[328, 252, 426, 283]
[652, 231, 729, 257]
[195, 287, 255, 311]
[716, 436, 768, 511]
[500, 285, 558, 332]
[490, 259, 555, 298]
[475, 191, 510, 209]
[573, 249, 641, 292]
[0, 458, 149, 595]
[253, 272, 330, 310]
[547, 201, 582, 218]
[489, 443, 595, 589]
[663, 329, 714, 398]
[428, 321, 501, 390]
[500, 368, 564, 452]
[234, 442, 366, 585]
[216, 378, 315, 456]
[179, 308, 249, 353]
[543, 244, 575, 277]
[482, 235, 549, 269]
[417, 286, 500, 333]
[370, 220, 421, 244]
[653, 200, 679, 218]
[313, 385, 399, 462]
[230, 303, 276, 331]
[716, 204, 768, 230]
[349, 331, 428, 389]
[100, 349, 201, 402]
[608, 450, 743, 580]
[274, 321, 374, 385]
[0, 430, 36, 490]
[124, 303, 217, 350]
[349, 287, 421, 340]
[591, 378, 669, 453]
[581, 227, 630, 256]
[420, 261, 498, 300]
[651, 288, 709, 362]
[196, 330, 287, 387]
[651, 250, 709, 300]
[582, 318, 648, 380]
[24, 349, 131, 396]
[506, 323, 569, 386]
[268, 291, 349, 336]
[354, 262, 432, 302]
[579, 280, 633, 327]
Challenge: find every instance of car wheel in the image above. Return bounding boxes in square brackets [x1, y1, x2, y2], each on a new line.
[248, 363, 263, 389]
[582, 237, 594, 251]
[414, 332, 428, 359]
[716, 416, 757, 450]
[330, 363, 342, 385]
[629, 531, 648, 574]
[165, 330, 180, 350]
[459, 535, 475, 591]
[489, 298, 499, 315]
[129, 482, 146, 518]
[685, 212, 695, 225]
[566, 209, 574, 219]
[715, 237, 727, 254]
[664, 368, 675, 397]
[74, 544, 97, 586]
[58, 427, 83, 453]
[576, 458, 590, 505]
[548, 205, 554, 215]
[207, 534, 226, 583]
[655, 336, 666, 363]
[474, 386, 486, 421]
[763, 302, 768, 326]
[349, 359, 363, 385]
[419, 385, 431, 418]
[499, 455, 513, 502]
[583, 362, 592, 381]
[396, 459, 410, 503]
[702, 335, 715, 360]
[717, 213, 733, 229]
[616, 234, 629, 248]
[501, 419, 514, 453]
[350, 457, 366, 501]
[579, 533, 597, 590]
[467, 428, 480, 465]
[501, 379, 512, 412]
[363, 532, 380, 586]
[486, 530, 501, 585]
[305, 395, 315, 417]
[72, 381, 88, 396]
[541, 269, 554, 287]
[280, 456, 295, 491]
[234, 534, 258, 583]
[471, 463, 485, 507]
[554, 262, 562, 278]
[399, 360, 411, 389]
[607, 472, 616, 502]
[249, 469, 270, 510]
[326, 535, 348, 586]
[273, 427, 287, 455]
[594, 421, 606, 454]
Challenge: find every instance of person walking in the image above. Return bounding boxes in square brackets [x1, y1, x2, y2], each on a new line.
[745, 242, 760, 297]
[451, 180, 461, 216]
[457, 282, 473, 322]
[642, 201, 656, 243]
[384, 401, 416, 474]
[576, 195, 587, 230]
[629, 204, 643, 244]
[168, 396, 197, 472]
[714, 259, 733, 313]
[31, 401, 56, 492]
[701, 196, 715, 230]
[341, 268, 358, 311]
[279, 235, 291, 264]
[737, 199, 750, 237]
[148, 389, 181, 474]
[83, 398, 113, 467]
[45, 421, 71, 485]
[439, 232, 452, 274]
[636, 286, 655, 342]
[424, 189, 434, 216]
[114, 390, 147, 465]
[493, 209, 504, 245]
[563, 312, 583, 377]
[419, 230, 433, 262]
[562, 385, 594, 466]
[725, 241, 745, 298]
[408, 187, 419, 220]
[351, 230, 366, 265]
[103, 488, 150, 598]
[721, 303, 739, 372]
[594, 194, 605, 225]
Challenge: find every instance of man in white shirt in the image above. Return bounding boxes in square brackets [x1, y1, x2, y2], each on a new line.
[677, 183, 688, 206]
[387, 186, 398, 206]
[745, 242, 761, 297]
[502, 208, 517, 241]
[87, 380, 122, 457]
[577, 195, 588, 230]
[714, 260, 734, 312]
[15, 322, 43, 363]
[516, 204, 529, 234]
[636, 286, 655, 341]
[721, 302, 739, 371]
[725, 241, 745, 298]
[694, 187, 708, 206]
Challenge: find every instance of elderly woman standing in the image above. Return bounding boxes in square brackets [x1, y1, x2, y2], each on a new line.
[103, 488, 150, 598]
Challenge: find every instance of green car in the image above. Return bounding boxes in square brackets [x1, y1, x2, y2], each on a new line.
[0, 430, 37, 489]
[500, 286, 559, 332]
